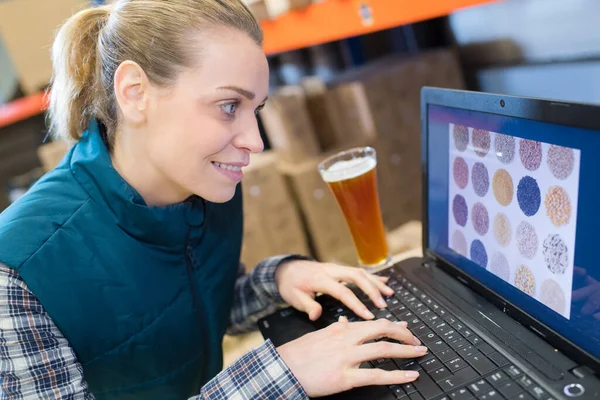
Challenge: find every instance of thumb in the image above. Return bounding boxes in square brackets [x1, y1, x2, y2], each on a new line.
[293, 291, 323, 321]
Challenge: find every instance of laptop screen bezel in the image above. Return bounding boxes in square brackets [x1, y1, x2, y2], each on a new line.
[420, 87, 600, 373]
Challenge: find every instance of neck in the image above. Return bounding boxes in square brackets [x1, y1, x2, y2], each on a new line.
[111, 127, 190, 207]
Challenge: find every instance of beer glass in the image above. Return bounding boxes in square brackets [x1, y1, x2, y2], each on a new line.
[318, 147, 391, 268]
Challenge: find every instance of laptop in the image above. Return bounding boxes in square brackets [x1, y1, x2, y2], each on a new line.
[259, 88, 600, 400]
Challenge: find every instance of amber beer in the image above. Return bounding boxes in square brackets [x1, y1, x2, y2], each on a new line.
[319, 147, 391, 268]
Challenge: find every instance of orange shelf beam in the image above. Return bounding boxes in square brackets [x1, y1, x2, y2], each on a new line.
[262, 0, 497, 54]
[0, 91, 48, 129]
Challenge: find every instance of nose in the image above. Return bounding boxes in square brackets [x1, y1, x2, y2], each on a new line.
[233, 115, 265, 154]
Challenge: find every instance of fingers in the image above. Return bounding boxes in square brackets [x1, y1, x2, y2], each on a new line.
[348, 368, 420, 388]
[352, 319, 421, 345]
[332, 268, 392, 309]
[317, 278, 375, 320]
[367, 273, 395, 297]
[356, 341, 428, 363]
[581, 292, 600, 315]
[295, 291, 323, 321]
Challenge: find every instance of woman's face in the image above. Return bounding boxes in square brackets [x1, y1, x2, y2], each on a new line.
[142, 28, 269, 204]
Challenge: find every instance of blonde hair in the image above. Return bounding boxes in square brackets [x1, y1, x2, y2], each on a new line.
[48, 0, 262, 146]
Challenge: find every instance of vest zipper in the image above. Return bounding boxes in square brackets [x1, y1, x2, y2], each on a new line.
[184, 225, 209, 386]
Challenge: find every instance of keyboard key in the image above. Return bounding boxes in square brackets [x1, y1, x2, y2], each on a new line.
[446, 357, 468, 372]
[422, 357, 443, 373]
[433, 322, 452, 335]
[375, 309, 393, 319]
[389, 385, 407, 399]
[513, 393, 535, 400]
[414, 325, 433, 338]
[416, 352, 435, 364]
[425, 314, 441, 326]
[452, 322, 466, 332]
[437, 348, 458, 363]
[486, 371, 510, 388]
[430, 366, 452, 382]
[517, 375, 535, 390]
[429, 340, 449, 353]
[387, 296, 402, 308]
[437, 308, 448, 318]
[448, 387, 474, 400]
[372, 358, 391, 366]
[438, 367, 478, 391]
[406, 316, 421, 328]
[476, 343, 496, 356]
[409, 392, 424, 400]
[449, 337, 468, 350]
[443, 330, 460, 342]
[462, 329, 474, 338]
[504, 365, 523, 379]
[380, 361, 398, 371]
[498, 381, 524, 398]
[401, 382, 416, 394]
[393, 307, 410, 319]
[527, 385, 550, 400]
[479, 390, 502, 399]
[468, 335, 483, 346]
[422, 332, 439, 345]
[417, 309, 434, 319]
[412, 371, 443, 400]
[445, 316, 457, 325]
[457, 345, 479, 359]
[425, 298, 434, 306]
[395, 359, 422, 371]
[469, 379, 493, 396]
[466, 355, 496, 375]
[488, 352, 510, 367]
[431, 303, 441, 311]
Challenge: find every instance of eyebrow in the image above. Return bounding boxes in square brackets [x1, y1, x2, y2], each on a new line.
[218, 86, 268, 103]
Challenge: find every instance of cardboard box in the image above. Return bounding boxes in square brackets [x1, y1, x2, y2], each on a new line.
[374, 137, 422, 230]
[242, 0, 269, 22]
[301, 77, 338, 152]
[278, 157, 358, 266]
[260, 86, 321, 164]
[264, 0, 311, 19]
[0, 0, 88, 94]
[37, 141, 69, 172]
[241, 151, 310, 270]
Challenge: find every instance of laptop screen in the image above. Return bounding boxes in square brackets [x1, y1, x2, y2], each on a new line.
[426, 103, 600, 361]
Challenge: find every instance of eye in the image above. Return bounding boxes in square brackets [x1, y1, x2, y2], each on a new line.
[221, 102, 238, 116]
[254, 103, 265, 115]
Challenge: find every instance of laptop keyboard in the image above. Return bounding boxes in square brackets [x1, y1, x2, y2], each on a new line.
[317, 267, 556, 400]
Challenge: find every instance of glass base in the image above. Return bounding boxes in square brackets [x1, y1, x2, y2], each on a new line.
[358, 253, 392, 269]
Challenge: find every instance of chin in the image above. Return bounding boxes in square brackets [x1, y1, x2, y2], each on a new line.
[198, 184, 238, 204]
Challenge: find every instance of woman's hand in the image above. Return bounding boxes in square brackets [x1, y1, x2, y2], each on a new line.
[275, 260, 393, 321]
[277, 318, 426, 397]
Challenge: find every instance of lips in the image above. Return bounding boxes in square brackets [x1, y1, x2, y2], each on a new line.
[212, 161, 243, 172]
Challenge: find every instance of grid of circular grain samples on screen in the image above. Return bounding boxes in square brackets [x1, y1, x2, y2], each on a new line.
[448, 124, 580, 319]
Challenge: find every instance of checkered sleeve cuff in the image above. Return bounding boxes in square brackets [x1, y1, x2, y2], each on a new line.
[199, 339, 308, 399]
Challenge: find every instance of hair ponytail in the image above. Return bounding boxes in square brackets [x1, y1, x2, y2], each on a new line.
[48, 5, 111, 142]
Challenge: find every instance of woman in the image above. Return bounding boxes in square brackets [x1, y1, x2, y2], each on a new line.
[0, 1, 426, 399]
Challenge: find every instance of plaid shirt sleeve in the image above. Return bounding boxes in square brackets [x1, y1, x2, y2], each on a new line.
[1, 263, 309, 399]
[227, 255, 312, 335]
[0, 265, 93, 399]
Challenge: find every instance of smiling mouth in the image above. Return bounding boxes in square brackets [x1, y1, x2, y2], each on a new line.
[212, 161, 242, 172]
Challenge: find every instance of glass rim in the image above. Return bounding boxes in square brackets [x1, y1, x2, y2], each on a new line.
[317, 146, 376, 173]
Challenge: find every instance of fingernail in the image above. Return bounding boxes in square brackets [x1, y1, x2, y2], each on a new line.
[398, 321, 408, 327]
[413, 337, 422, 345]
[414, 346, 428, 353]
[405, 371, 420, 379]
[377, 298, 386, 308]
[384, 287, 394, 295]
[365, 310, 375, 319]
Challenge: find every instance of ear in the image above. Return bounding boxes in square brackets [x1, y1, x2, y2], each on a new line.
[113, 61, 149, 126]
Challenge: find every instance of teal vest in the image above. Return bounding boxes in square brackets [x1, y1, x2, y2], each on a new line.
[0, 121, 243, 399]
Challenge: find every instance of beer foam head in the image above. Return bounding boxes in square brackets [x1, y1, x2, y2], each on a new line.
[321, 156, 376, 182]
